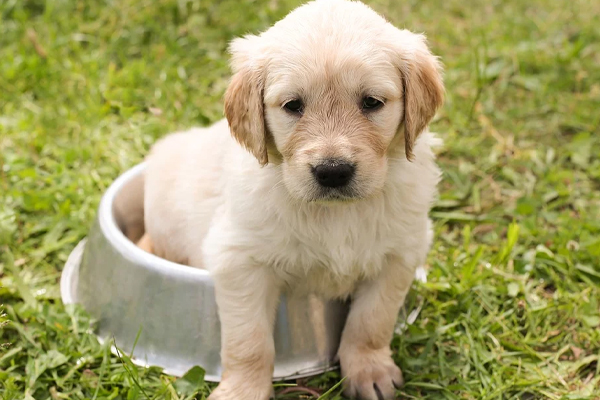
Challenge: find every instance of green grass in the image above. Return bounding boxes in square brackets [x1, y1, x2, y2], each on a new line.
[1, 0, 600, 398]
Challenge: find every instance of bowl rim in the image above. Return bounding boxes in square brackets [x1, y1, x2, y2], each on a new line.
[99, 162, 212, 280]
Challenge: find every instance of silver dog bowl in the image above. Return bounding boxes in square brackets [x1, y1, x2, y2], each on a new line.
[61, 163, 426, 381]
[61, 163, 351, 381]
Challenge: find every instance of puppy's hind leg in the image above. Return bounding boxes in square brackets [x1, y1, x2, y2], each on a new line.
[136, 233, 154, 254]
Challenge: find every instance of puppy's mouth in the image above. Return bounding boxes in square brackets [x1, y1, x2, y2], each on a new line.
[308, 186, 363, 203]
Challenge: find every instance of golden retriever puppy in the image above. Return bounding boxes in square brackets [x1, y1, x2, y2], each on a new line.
[141, 0, 443, 398]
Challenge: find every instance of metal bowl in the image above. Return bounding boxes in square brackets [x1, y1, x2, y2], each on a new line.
[61, 163, 426, 381]
[60, 163, 350, 381]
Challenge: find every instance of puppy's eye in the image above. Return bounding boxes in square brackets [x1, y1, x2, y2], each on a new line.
[283, 99, 304, 114]
[362, 96, 383, 111]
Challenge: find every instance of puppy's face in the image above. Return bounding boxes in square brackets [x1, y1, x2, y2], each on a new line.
[264, 50, 403, 202]
[225, 0, 444, 203]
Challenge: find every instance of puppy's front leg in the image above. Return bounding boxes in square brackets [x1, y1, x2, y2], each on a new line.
[208, 262, 281, 400]
[339, 255, 415, 400]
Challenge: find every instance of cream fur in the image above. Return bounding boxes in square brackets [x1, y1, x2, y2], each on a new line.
[142, 1, 444, 399]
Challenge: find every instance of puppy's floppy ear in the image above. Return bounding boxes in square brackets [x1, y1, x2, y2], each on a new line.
[394, 31, 444, 160]
[224, 35, 269, 166]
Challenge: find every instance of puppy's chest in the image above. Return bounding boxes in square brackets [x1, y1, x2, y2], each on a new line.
[271, 208, 398, 295]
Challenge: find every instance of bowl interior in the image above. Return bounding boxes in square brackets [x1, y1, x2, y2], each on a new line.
[112, 167, 146, 244]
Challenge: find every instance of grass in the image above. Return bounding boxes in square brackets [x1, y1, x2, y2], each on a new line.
[1, 0, 599, 398]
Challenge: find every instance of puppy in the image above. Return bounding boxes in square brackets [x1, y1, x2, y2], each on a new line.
[141, 0, 443, 399]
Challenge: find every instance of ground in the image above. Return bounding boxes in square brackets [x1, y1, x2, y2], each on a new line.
[1, 0, 600, 399]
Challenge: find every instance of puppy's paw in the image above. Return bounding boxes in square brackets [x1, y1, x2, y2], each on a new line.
[208, 376, 273, 400]
[340, 347, 403, 400]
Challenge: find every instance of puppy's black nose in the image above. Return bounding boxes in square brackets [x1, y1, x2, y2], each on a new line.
[312, 162, 355, 188]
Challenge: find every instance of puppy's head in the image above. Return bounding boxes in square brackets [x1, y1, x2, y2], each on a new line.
[225, 0, 443, 202]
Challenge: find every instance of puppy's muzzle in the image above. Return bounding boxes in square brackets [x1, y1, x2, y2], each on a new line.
[311, 160, 355, 188]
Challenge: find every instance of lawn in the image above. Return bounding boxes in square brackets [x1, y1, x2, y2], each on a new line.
[1, 0, 600, 399]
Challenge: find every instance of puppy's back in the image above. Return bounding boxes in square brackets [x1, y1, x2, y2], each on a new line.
[142, 119, 233, 267]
